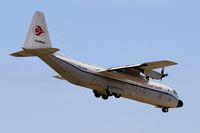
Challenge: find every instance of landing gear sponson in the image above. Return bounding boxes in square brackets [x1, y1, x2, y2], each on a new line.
[94, 90, 170, 113]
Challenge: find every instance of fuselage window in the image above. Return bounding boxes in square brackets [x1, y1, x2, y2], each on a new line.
[173, 90, 177, 95]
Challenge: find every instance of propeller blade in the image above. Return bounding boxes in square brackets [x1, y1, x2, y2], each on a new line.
[161, 67, 164, 75]
[161, 67, 168, 79]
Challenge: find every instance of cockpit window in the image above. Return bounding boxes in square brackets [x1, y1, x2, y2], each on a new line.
[173, 90, 177, 95]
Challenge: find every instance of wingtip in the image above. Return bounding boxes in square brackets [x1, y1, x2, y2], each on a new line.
[167, 60, 178, 65]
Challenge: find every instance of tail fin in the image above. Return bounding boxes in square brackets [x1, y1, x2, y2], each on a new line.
[11, 11, 59, 57]
[24, 11, 52, 49]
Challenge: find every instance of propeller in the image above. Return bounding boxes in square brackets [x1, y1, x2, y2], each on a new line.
[161, 67, 168, 80]
[145, 76, 150, 80]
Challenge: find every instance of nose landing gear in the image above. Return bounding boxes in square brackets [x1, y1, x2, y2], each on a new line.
[162, 107, 169, 113]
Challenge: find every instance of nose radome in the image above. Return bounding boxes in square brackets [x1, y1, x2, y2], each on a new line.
[177, 100, 183, 107]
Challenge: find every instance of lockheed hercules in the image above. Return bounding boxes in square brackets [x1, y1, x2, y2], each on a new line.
[11, 11, 183, 113]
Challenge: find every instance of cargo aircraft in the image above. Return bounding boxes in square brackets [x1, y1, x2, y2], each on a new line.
[11, 11, 183, 113]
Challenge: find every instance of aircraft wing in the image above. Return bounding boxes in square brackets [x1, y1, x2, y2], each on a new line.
[99, 60, 177, 80]
[108, 60, 177, 71]
[135, 60, 177, 70]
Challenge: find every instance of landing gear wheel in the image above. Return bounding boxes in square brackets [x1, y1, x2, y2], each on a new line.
[102, 95, 109, 100]
[114, 93, 121, 98]
[162, 108, 169, 113]
[93, 90, 101, 98]
[106, 90, 113, 96]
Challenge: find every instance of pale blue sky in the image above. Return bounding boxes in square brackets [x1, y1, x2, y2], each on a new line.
[1, 0, 200, 133]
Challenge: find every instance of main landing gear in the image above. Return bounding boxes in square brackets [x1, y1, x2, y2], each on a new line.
[93, 90, 121, 100]
[162, 107, 169, 113]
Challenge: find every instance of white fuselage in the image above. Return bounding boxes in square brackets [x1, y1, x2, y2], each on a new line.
[39, 53, 180, 109]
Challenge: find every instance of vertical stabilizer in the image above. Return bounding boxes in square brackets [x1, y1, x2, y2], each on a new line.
[11, 11, 59, 57]
[24, 11, 52, 49]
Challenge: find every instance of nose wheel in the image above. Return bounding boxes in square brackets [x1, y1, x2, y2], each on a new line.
[162, 108, 169, 113]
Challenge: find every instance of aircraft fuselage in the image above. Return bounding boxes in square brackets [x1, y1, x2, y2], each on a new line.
[40, 53, 183, 112]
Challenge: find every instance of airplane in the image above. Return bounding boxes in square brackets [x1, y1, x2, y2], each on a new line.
[11, 11, 183, 113]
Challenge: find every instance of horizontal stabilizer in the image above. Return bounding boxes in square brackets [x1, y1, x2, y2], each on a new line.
[11, 48, 59, 57]
[10, 50, 34, 57]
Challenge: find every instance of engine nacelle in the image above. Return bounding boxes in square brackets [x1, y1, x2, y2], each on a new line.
[144, 70, 162, 80]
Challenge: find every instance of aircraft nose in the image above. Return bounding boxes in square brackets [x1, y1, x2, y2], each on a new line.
[177, 99, 183, 108]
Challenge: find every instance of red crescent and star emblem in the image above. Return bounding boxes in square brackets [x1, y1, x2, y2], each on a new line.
[33, 25, 45, 36]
